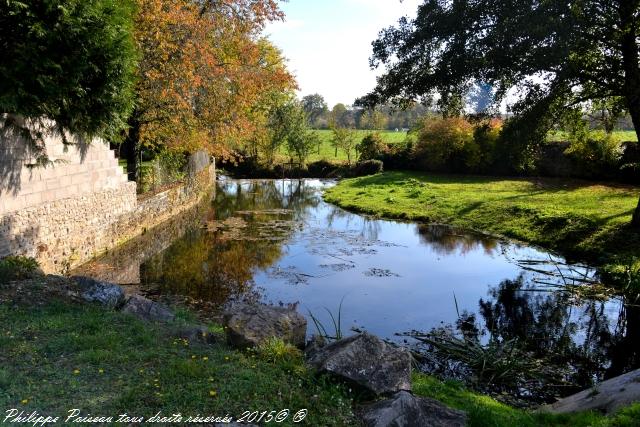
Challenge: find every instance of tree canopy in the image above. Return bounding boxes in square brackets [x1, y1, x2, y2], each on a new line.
[360, 0, 640, 225]
[0, 0, 137, 145]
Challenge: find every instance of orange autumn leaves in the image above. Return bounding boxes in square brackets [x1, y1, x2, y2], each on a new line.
[134, 0, 295, 159]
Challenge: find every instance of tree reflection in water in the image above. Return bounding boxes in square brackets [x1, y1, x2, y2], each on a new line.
[75, 177, 635, 405]
[407, 273, 639, 404]
[139, 179, 322, 317]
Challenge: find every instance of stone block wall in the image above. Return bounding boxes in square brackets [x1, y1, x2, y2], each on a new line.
[0, 122, 215, 274]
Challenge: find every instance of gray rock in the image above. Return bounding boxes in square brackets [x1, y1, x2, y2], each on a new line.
[541, 368, 640, 415]
[121, 295, 175, 322]
[72, 276, 125, 309]
[305, 334, 327, 355]
[177, 325, 219, 345]
[306, 332, 412, 395]
[359, 391, 466, 427]
[223, 302, 307, 349]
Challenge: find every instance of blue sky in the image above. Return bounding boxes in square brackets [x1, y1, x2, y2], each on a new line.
[265, 0, 422, 107]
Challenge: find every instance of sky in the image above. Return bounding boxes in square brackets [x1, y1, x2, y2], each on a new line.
[265, 0, 423, 108]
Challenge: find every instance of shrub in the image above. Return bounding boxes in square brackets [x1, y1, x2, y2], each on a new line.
[466, 119, 503, 173]
[307, 160, 337, 177]
[351, 159, 383, 177]
[413, 117, 474, 171]
[0, 256, 42, 282]
[254, 337, 303, 371]
[382, 137, 415, 170]
[356, 133, 387, 161]
[564, 130, 623, 178]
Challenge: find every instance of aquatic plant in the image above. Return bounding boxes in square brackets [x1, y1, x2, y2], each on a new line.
[308, 297, 345, 342]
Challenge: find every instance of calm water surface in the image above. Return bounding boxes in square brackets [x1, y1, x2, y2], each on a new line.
[76, 178, 639, 392]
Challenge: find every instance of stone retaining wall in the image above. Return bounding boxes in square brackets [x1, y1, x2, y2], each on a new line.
[0, 122, 215, 274]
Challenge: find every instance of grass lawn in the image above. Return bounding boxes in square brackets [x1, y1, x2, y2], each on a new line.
[324, 171, 640, 288]
[1, 274, 639, 426]
[547, 130, 638, 142]
[278, 129, 410, 163]
[0, 278, 355, 426]
[413, 375, 640, 427]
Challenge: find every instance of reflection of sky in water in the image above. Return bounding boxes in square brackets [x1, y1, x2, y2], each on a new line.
[215, 178, 622, 345]
[73, 177, 636, 390]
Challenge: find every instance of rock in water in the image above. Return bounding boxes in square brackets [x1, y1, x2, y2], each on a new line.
[359, 391, 466, 427]
[121, 295, 175, 322]
[306, 333, 412, 395]
[223, 302, 307, 349]
[541, 368, 640, 415]
[72, 276, 125, 309]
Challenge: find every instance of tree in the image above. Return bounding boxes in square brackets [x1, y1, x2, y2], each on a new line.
[0, 0, 137, 159]
[360, 0, 640, 227]
[356, 132, 386, 161]
[123, 0, 294, 180]
[329, 103, 354, 129]
[359, 108, 388, 130]
[332, 127, 358, 164]
[266, 98, 317, 165]
[301, 94, 328, 128]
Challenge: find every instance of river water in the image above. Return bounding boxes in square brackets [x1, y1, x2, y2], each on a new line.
[75, 177, 639, 400]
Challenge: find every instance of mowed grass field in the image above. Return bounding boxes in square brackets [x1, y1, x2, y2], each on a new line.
[278, 129, 410, 163]
[547, 130, 637, 142]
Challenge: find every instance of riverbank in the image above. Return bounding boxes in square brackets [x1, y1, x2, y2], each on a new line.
[324, 171, 640, 291]
[1, 267, 639, 426]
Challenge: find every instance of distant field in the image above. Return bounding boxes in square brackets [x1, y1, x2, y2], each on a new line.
[279, 129, 411, 163]
[547, 130, 638, 142]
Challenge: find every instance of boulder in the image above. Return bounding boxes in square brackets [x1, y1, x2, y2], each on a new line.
[223, 302, 307, 349]
[306, 332, 412, 395]
[541, 368, 640, 415]
[121, 295, 175, 322]
[72, 276, 125, 309]
[359, 391, 466, 427]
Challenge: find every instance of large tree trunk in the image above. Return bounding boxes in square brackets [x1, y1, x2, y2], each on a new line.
[619, 0, 640, 227]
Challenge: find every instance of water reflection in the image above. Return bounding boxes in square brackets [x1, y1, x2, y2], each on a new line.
[407, 274, 639, 403]
[75, 177, 638, 401]
[417, 224, 499, 256]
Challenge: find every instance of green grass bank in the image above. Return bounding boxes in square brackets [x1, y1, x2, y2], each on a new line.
[1, 268, 639, 425]
[324, 171, 640, 290]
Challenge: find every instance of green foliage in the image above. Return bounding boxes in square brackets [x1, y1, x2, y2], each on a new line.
[356, 132, 387, 161]
[414, 332, 538, 388]
[565, 132, 623, 177]
[412, 374, 640, 427]
[467, 120, 502, 173]
[254, 338, 303, 370]
[0, 0, 137, 143]
[413, 116, 474, 171]
[0, 256, 41, 282]
[352, 159, 384, 177]
[157, 149, 187, 181]
[331, 127, 359, 164]
[308, 298, 345, 342]
[359, 0, 640, 212]
[267, 98, 318, 165]
[301, 94, 328, 128]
